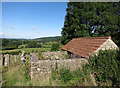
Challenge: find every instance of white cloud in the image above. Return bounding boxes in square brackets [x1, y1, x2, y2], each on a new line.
[33, 26, 37, 30]
[6, 25, 15, 30]
[38, 31, 40, 33]
[0, 32, 34, 39]
[0, 32, 4, 35]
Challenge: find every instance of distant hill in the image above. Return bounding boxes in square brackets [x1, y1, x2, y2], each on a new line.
[34, 36, 62, 42]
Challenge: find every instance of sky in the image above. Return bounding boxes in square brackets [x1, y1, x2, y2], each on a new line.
[1, 2, 67, 39]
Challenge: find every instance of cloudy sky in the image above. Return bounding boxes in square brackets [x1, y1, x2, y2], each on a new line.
[1, 2, 67, 39]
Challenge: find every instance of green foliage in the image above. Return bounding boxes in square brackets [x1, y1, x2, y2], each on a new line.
[61, 2, 120, 45]
[89, 49, 120, 86]
[24, 57, 31, 81]
[38, 50, 43, 60]
[59, 67, 73, 84]
[51, 65, 93, 85]
[26, 41, 41, 48]
[2, 48, 51, 55]
[2, 50, 21, 55]
[51, 68, 57, 80]
[2, 39, 27, 50]
[18, 44, 28, 48]
[51, 43, 60, 51]
[51, 62, 58, 80]
[82, 64, 91, 76]
[65, 54, 69, 59]
[34, 36, 61, 42]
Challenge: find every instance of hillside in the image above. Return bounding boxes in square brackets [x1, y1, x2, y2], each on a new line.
[34, 36, 61, 42]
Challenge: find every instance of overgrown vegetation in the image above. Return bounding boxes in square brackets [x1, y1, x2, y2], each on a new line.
[2, 49, 120, 86]
[51, 59, 89, 85]
[50, 49, 120, 86]
[89, 49, 120, 86]
[51, 62, 94, 86]
[2, 55, 31, 86]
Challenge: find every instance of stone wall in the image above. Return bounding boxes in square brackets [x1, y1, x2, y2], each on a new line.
[94, 38, 119, 54]
[30, 53, 88, 80]
[1, 51, 68, 67]
[1, 54, 21, 66]
[1, 54, 31, 67]
[42, 51, 68, 60]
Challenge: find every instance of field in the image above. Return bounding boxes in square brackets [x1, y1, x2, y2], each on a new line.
[2, 48, 51, 54]
[2, 41, 64, 55]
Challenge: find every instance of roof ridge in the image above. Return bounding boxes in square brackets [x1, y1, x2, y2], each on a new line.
[72, 36, 111, 40]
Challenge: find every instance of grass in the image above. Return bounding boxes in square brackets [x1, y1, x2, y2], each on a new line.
[51, 65, 95, 86]
[41, 44, 52, 48]
[2, 58, 96, 86]
[2, 48, 51, 54]
[2, 64, 64, 86]
[1, 41, 64, 55]
[2, 65, 31, 86]
[18, 44, 28, 48]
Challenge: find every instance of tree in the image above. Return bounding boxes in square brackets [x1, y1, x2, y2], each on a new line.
[27, 41, 37, 48]
[51, 43, 60, 51]
[61, 2, 120, 45]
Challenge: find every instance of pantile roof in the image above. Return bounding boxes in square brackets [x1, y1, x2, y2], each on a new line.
[61, 36, 110, 58]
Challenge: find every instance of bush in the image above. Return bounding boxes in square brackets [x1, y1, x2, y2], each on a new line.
[26, 41, 41, 48]
[59, 67, 73, 84]
[89, 49, 120, 86]
[51, 43, 60, 51]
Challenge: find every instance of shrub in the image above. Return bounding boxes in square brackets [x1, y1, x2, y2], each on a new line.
[51, 43, 60, 51]
[59, 67, 73, 84]
[89, 49, 120, 86]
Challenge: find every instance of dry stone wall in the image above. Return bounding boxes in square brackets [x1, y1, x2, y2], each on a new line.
[1, 51, 68, 67]
[1, 54, 31, 67]
[42, 51, 68, 60]
[30, 53, 88, 80]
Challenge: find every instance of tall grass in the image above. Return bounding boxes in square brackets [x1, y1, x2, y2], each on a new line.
[51, 63, 94, 86]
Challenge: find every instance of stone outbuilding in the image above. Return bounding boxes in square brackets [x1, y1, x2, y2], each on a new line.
[61, 36, 119, 59]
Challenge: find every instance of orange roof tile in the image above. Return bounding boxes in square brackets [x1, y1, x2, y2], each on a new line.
[61, 36, 110, 58]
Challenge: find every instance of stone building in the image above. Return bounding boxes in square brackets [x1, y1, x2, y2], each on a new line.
[61, 36, 118, 59]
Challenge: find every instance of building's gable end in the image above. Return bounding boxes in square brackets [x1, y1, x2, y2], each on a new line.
[93, 38, 119, 55]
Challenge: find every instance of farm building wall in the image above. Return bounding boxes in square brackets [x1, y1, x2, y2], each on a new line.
[94, 38, 119, 54]
[67, 51, 82, 59]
